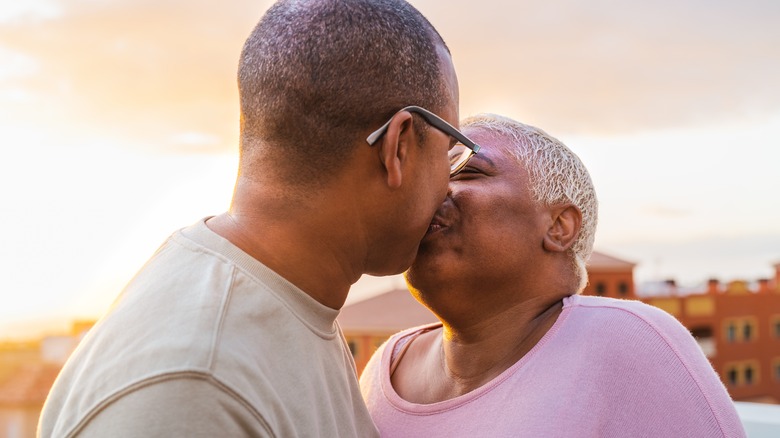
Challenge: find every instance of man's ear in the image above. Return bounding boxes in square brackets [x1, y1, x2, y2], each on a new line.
[377, 111, 416, 189]
[542, 204, 582, 253]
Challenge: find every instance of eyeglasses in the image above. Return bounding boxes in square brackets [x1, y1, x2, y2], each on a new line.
[366, 105, 481, 176]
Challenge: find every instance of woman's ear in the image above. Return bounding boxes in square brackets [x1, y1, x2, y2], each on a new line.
[377, 111, 415, 189]
[542, 204, 582, 253]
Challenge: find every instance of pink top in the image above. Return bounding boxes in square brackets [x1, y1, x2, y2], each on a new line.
[360, 295, 746, 437]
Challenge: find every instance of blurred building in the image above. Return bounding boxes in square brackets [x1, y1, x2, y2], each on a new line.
[0, 321, 94, 438]
[0, 363, 61, 438]
[581, 251, 638, 299]
[339, 252, 780, 404]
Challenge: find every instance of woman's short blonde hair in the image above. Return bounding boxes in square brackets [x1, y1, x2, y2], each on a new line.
[462, 114, 599, 292]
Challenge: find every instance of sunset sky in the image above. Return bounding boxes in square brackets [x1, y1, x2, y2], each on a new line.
[1, 0, 779, 340]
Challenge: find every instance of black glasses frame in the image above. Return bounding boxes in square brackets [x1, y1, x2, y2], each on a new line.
[366, 106, 481, 176]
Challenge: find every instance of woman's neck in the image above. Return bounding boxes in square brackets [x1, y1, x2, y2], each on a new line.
[441, 296, 563, 387]
[392, 293, 567, 404]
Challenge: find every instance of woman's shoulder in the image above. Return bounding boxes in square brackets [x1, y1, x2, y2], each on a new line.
[558, 295, 744, 437]
[565, 294, 684, 328]
[562, 294, 697, 353]
[560, 294, 711, 386]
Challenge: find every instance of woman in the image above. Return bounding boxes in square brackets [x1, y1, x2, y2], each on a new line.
[360, 114, 745, 437]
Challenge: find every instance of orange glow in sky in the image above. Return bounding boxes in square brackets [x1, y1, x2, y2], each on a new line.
[1, 0, 779, 340]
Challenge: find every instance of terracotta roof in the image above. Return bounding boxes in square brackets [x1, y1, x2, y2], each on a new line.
[338, 288, 438, 333]
[587, 251, 636, 270]
[0, 363, 61, 407]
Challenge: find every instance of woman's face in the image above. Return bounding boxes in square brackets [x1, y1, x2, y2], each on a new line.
[406, 127, 551, 296]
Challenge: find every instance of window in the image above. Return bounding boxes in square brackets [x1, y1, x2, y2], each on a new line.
[775, 362, 780, 382]
[618, 282, 629, 296]
[774, 319, 780, 338]
[745, 361, 760, 385]
[691, 326, 715, 357]
[742, 317, 758, 342]
[595, 282, 606, 296]
[347, 339, 358, 358]
[727, 367, 738, 386]
[726, 322, 737, 343]
[725, 361, 761, 387]
[745, 365, 754, 385]
[691, 326, 713, 338]
[724, 318, 757, 343]
[743, 323, 753, 341]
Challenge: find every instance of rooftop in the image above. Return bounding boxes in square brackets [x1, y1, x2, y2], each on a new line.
[587, 251, 637, 270]
[338, 288, 437, 334]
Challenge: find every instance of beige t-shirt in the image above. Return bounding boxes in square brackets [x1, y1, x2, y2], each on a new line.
[39, 218, 379, 437]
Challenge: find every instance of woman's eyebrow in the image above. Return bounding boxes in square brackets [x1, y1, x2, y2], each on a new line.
[470, 154, 496, 168]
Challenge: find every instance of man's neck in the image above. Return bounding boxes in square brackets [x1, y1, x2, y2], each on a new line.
[206, 197, 367, 310]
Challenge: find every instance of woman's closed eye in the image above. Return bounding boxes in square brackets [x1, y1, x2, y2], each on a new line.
[452, 166, 482, 178]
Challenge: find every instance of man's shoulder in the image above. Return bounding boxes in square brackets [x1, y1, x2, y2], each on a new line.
[41, 307, 233, 436]
[40, 275, 322, 437]
[43, 371, 271, 437]
[40, 225, 271, 436]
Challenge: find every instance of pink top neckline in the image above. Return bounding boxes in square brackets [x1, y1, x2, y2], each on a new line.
[379, 295, 578, 414]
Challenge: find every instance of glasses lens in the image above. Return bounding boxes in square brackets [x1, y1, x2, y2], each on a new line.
[449, 144, 473, 175]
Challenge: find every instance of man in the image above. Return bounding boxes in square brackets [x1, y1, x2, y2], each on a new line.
[39, 0, 479, 436]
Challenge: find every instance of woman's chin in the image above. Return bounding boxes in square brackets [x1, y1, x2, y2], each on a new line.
[406, 258, 446, 291]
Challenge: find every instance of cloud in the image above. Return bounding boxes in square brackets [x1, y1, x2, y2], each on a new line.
[0, 0, 273, 152]
[0, 0, 779, 151]
[0, 46, 40, 80]
[0, 0, 62, 24]
[425, 0, 780, 135]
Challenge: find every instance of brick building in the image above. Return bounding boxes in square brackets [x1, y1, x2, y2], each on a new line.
[581, 251, 637, 299]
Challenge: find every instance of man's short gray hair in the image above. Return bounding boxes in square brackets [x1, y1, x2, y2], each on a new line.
[238, 0, 449, 187]
[462, 114, 599, 292]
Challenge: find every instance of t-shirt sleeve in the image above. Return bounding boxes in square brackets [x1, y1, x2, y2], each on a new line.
[73, 376, 273, 437]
